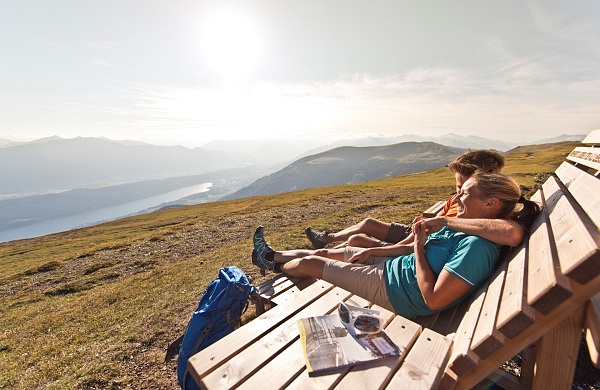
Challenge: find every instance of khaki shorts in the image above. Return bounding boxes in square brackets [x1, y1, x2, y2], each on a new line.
[322, 247, 395, 313]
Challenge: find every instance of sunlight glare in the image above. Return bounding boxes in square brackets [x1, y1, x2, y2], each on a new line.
[199, 7, 263, 79]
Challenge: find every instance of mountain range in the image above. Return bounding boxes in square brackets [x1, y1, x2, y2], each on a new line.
[0, 137, 267, 199]
[0, 133, 585, 242]
[223, 142, 465, 199]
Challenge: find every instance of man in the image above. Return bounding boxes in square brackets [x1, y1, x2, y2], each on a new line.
[305, 149, 525, 249]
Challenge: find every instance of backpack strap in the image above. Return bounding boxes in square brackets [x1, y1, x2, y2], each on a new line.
[182, 324, 212, 390]
[164, 334, 185, 363]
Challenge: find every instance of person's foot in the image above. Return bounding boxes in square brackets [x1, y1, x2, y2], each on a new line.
[305, 227, 328, 249]
[253, 226, 275, 275]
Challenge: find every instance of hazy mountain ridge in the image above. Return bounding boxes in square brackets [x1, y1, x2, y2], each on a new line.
[296, 133, 586, 158]
[224, 142, 465, 199]
[0, 137, 260, 198]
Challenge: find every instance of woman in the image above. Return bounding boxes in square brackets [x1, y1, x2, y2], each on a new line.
[252, 173, 540, 318]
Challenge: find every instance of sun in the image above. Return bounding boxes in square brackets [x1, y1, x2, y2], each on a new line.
[199, 7, 263, 79]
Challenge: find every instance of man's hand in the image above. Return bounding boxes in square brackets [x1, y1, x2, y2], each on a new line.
[413, 220, 428, 249]
[423, 216, 447, 234]
[348, 248, 372, 263]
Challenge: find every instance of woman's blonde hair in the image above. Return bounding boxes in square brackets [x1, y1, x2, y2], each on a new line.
[470, 172, 541, 229]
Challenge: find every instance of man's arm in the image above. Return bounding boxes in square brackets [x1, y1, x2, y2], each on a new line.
[425, 216, 525, 247]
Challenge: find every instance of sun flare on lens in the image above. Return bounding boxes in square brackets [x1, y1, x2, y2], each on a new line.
[199, 7, 263, 79]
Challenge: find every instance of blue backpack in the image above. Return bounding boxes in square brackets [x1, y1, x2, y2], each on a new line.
[176, 266, 256, 390]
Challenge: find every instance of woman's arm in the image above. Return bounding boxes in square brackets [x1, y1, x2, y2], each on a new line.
[347, 243, 413, 263]
[413, 221, 472, 310]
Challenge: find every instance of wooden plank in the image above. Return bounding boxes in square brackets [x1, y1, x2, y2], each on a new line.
[442, 298, 472, 336]
[470, 258, 508, 360]
[438, 369, 457, 390]
[455, 268, 600, 390]
[532, 307, 584, 390]
[582, 129, 600, 144]
[496, 243, 536, 338]
[237, 338, 307, 389]
[255, 273, 294, 294]
[285, 306, 421, 390]
[423, 200, 446, 218]
[555, 161, 600, 228]
[200, 286, 352, 389]
[519, 342, 538, 386]
[430, 298, 470, 337]
[270, 277, 318, 305]
[334, 315, 422, 390]
[543, 175, 600, 284]
[567, 146, 600, 172]
[487, 369, 530, 390]
[526, 189, 572, 314]
[240, 297, 382, 389]
[187, 279, 335, 383]
[386, 328, 452, 389]
[585, 293, 600, 368]
[413, 312, 439, 329]
[446, 282, 488, 376]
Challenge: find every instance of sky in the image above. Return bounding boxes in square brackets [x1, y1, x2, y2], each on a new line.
[1, 0, 599, 148]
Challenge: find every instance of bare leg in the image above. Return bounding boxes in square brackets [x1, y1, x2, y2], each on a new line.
[281, 256, 329, 279]
[347, 233, 384, 247]
[273, 248, 346, 263]
[329, 217, 391, 243]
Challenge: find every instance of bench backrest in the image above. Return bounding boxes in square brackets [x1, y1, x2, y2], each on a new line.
[431, 131, 600, 387]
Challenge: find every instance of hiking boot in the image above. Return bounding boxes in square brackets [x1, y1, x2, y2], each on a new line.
[305, 227, 328, 249]
[253, 226, 274, 275]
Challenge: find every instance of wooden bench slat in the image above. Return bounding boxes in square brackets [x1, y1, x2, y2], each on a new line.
[456, 270, 600, 390]
[544, 175, 600, 284]
[430, 297, 470, 336]
[423, 200, 446, 218]
[496, 243, 536, 338]
[582, 129, 600, 144]
[470, 258, 508, 360]
[585, 293, 600, 368]
[413, 312, 440, 329]
[333, 315, 422, 390]
[270, 277, 318, 305]
[237, 338, 307, 389]
[187, 279, 335, 382]
[241, 301, 398, 390]
[555, 161, 600, 228]
[526, 189, 573, 314]
[446, 282, 488, 376]
[201, 286, 352, 389]
[255, 273, 292, 294]
[386, 328, 452, 389]
[567, 146, 600, 172]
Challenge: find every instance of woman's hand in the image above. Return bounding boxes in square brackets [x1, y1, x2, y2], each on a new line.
[348, 248, 372, 264]
[413, 220, 428, 249]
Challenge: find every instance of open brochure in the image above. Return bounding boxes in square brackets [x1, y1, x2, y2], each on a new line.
[297, 312, 400, 376]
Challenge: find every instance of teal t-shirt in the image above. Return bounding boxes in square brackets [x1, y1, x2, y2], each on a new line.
[384, 226, 501, 318]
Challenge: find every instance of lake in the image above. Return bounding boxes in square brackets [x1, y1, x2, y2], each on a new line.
[0, 183, 212, 243]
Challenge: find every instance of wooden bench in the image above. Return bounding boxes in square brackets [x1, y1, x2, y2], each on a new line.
[187, 130, 600, 389]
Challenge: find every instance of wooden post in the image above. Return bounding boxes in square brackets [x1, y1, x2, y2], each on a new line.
[532, 307, 585, 390]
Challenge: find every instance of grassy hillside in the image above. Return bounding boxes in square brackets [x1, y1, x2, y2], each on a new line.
[0, 142, 583, 389]
[225, 141, 464, 199]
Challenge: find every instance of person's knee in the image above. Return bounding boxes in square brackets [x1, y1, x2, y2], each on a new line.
[359, 217, 378, 230]
[347, 233, 370, 247]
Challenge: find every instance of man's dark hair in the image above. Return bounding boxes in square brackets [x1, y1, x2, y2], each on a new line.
[449, 149, 505, 176]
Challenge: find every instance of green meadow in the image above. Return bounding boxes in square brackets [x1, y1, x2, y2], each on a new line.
[0, 142, 580, 389]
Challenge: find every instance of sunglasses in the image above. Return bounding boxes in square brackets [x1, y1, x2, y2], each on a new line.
[338, 299, 381, 334]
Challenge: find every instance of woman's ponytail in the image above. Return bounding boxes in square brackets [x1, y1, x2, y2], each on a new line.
[512, 198, 541, 230]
